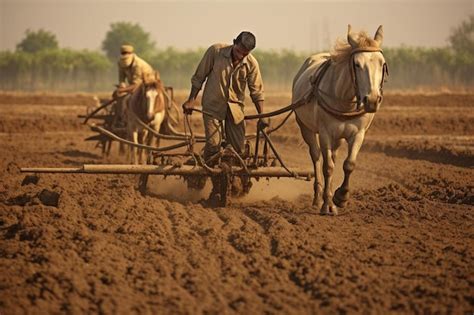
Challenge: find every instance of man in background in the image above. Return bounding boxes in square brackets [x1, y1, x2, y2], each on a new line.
[113, 44, 157, 125]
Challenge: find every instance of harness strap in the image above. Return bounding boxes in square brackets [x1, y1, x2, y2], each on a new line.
[349, 47, 384, 107]
[231, 48, 387, 122]
[243, 98, 307, 120]
[309, 58, 366, 119]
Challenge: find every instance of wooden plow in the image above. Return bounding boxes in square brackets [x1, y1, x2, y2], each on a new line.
[22, 94, 313, 206]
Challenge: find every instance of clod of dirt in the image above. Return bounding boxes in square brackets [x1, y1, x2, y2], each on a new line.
[6, 193, 32, 206]
[21, 175, 40, 186]
[38, 189, 60, 207]
[6, 162, 20, 174]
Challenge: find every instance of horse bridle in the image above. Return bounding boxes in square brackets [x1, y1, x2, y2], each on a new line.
[310, 48, 388, 119]
[349, 47, 389, 109]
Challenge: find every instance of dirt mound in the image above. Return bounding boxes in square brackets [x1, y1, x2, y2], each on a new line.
[382, 93, 474, 107]
[0, 115, 85, 133]
[364, 137, 474, 168]
[371, 114, 474, 135]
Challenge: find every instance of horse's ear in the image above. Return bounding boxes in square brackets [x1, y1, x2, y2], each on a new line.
[347, 24, 358, 48]
[374, 25, 383, 47]
[156, 79, 163, 90]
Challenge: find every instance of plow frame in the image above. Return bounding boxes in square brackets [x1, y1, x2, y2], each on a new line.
[22, 92, 313, 206]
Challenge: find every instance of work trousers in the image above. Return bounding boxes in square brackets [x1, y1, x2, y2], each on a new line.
[203, 108, 245, 162]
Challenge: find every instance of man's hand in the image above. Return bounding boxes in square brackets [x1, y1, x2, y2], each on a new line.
[257, 117, 270, 130]
[182, 86, 200, 115]
[255, 100, 264, 115]
[112, 89, 121, 99]
[182, 99, 195, 115]
[112, 86, 133, 99]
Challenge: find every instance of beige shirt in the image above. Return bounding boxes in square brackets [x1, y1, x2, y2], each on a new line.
[118, 55, 155, 86]
[191, 44, 265, 120]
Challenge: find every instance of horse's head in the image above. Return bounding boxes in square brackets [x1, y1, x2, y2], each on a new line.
[347, 25, 387, 113]
[142, 73, 165, 122]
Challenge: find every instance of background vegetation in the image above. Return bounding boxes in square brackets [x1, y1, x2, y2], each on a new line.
[1, 16, 472, 92]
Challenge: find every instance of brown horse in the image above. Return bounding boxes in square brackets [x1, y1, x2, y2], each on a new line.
[126, 76, 166, 164]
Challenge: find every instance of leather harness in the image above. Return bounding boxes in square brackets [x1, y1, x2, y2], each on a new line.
[310, 47, 389, 120]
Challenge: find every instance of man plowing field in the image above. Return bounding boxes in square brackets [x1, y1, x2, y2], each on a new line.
[24, 33, 316, 208]
[182, 31, 268, 206]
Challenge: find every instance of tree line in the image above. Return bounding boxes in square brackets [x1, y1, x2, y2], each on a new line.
[1, 17, 472, 92]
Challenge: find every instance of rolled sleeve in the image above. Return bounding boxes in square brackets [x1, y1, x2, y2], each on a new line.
[191, 45, 216, 90]
[247, 59, 265, 103]
[118, 65, 126, 84]
[131, 66, 143, 85]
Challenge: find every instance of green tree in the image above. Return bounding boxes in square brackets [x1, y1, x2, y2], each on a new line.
[449, 15, 474, 56]
[101, 22, 155, 60]
[16, 29, 59, 53]
[448, 15, 474, 84]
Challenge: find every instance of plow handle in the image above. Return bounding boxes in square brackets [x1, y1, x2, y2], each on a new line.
[83, 98, 116, 124]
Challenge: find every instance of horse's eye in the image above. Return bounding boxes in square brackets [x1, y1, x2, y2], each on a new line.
[355, 63, 361, 68]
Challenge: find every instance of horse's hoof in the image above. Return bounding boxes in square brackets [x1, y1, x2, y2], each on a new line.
[327, 206, 338, 216]
[321, 203, 338, 216]
[333, 195, 348, 208]
[333, 188, 349, 208]
[312, 197, 322, 209]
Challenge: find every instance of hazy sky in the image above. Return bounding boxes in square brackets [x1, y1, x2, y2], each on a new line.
[1, 0, 473, 52]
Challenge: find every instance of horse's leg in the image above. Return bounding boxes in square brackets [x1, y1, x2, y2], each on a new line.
[106, 139, 113, 156]
[143, 130, 151, 163]
[131, 130, 138, 165]
[144, 132, 153, 149]
[155, 135, 161, 149]
[149, 113, 164, 149]
[146, 131, 159, 149]
[154, 114, 164, 149]
[118, 142, 125, 156]
[137, 131, 146, 164]
[297, 118, 322, 208]
[331, 138, 343, 164]
[334, 132, 365, 208]
[138, 129, 150, 194]
[320, 133, 337, 215]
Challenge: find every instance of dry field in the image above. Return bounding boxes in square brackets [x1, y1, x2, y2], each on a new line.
[0, 91, 473, 314]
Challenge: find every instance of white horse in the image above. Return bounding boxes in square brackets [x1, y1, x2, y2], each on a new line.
[292, 25, 388, 215]
[126, 78, 166, 164]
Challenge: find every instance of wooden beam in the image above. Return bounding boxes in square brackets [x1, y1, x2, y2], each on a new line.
[21, 164, 313, 179]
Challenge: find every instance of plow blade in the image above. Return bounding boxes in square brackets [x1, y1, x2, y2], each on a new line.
[85, 134, 109, 142]
[21, 164, 314, 179]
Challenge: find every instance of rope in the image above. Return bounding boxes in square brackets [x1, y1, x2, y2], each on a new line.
[130, 109, 206, 142]
[90, 124, 190, 152]
[245, 109, 294, 140]
[244, 98, 307, 120]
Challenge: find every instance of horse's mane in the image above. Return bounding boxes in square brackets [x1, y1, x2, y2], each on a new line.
[142, 70, 164, 91]
[330, 31, 379, 64]
[143, 78, 163, 90]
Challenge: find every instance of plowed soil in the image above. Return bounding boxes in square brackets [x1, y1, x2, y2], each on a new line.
[0, 92, 473, 314]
